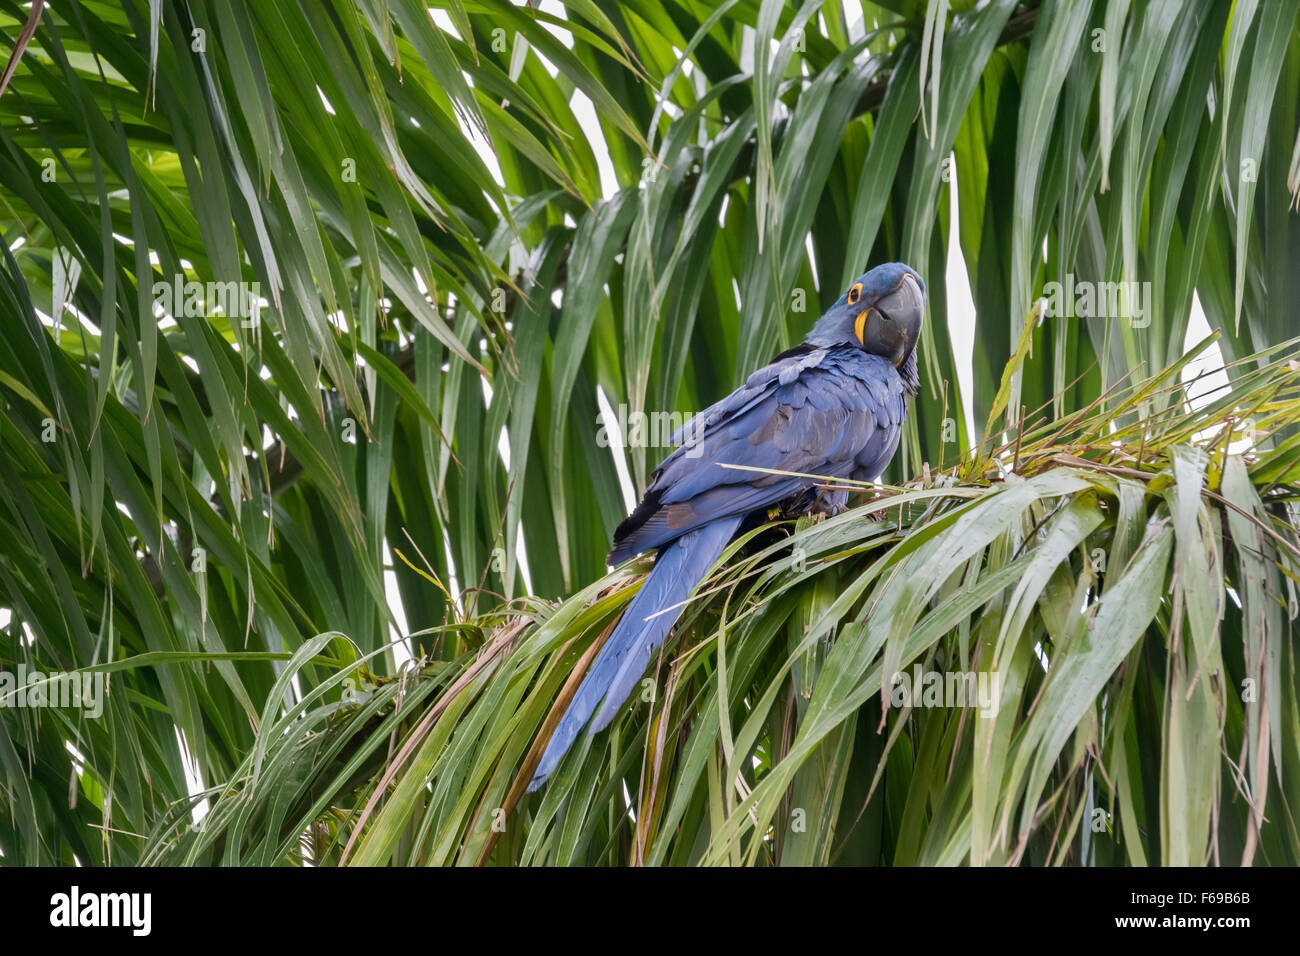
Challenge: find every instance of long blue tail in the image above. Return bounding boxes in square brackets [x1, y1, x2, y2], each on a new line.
[528, 514, 743, 790]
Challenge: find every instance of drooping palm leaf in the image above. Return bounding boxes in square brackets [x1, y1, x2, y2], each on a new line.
[144, 340, 1300, 866]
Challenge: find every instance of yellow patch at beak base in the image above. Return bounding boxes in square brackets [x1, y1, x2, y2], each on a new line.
[854, 309, 869, 345]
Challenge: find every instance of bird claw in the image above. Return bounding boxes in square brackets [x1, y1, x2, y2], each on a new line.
[811, 488, 849, 517]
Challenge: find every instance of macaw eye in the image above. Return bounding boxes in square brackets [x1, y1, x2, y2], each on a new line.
[847, 283, 862, 305]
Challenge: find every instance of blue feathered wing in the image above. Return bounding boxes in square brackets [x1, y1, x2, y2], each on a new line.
[528, 345, 909, 789]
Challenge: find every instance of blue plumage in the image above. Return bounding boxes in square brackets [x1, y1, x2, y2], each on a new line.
[528, 263, 925, 791]
[529, 513, 743, 789]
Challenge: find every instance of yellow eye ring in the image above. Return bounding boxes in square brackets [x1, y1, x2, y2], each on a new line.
[847, 283, 862, 305]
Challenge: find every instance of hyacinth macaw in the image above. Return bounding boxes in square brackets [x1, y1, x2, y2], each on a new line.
[529, 262, 925, 790]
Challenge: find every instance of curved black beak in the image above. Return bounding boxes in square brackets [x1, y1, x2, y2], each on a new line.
[860, 273, 923, 366]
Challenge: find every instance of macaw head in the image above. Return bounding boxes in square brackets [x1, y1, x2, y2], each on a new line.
[807, 263, 925, 380]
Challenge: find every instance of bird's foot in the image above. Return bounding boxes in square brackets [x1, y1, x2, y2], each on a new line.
[811, 487, 849, 517]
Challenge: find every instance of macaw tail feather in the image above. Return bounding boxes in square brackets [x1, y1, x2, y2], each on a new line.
[527, 514, 743, 791]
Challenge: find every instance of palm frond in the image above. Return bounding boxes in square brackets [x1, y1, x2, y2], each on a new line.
[142, 343, 1300, 866]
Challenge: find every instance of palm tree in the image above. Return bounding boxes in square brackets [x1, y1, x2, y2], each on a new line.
[0, 0, 1297, 866]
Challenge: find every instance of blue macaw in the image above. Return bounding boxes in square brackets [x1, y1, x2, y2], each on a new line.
[529, 262, 925, 790]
